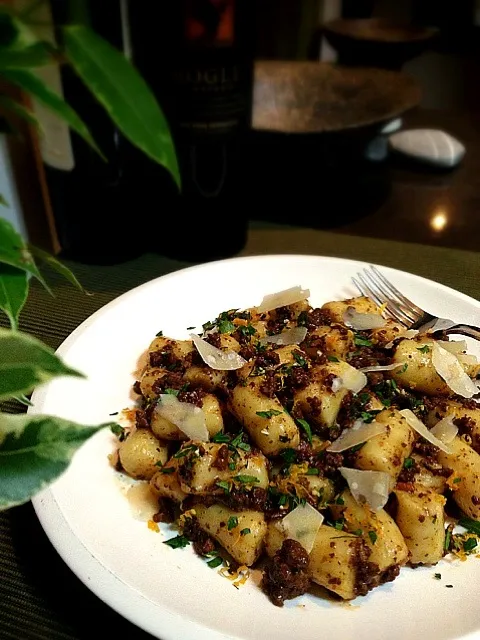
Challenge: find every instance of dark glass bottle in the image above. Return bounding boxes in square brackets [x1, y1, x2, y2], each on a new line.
[46, 0, 146, 265]
[127, 0, 256, 262]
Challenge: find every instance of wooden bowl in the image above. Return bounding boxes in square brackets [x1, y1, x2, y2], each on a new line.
[322, 18, 438, 70]
[252, 60, 421, 135]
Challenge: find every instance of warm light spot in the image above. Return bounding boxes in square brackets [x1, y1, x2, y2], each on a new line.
[430, 210, 448, 232]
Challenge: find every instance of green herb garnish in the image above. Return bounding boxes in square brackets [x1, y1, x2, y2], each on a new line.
[296, 418, 312, 444]
[434, 573, 441, 580]
[354, 335, 372, 347]
[156, 330, 163, 337]
[458, 517, 480, 536]
[256, 410, 283, 419]
[327, 355, 339, 362]
[218, 319, 236, 334]
[234, 475, 260, 484]
[417, 345, 431, 354]
[110, 424, 125, 440]
[403, 457, 414, 469]
[207, 556, 224, 569]
[212, 433, 230, 443]
[163, 535, 190, 549]
[216, 480, 231, 493]
[463, 538, 478, 553]
[368, 531, 378, 545]
[164, 388, 179, 396]
[240, 528, 251, 536]
[227, 516, 238, 531]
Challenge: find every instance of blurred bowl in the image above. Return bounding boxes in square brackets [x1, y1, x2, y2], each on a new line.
[322, 18, 438, 70]
[252, 60, 421, 135]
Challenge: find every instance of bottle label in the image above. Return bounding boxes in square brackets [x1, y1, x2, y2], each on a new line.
[173, 0, 250, 139]
[185, 0, 235, 46]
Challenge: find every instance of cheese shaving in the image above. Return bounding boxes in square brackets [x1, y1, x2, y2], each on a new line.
[156, 394, 209, 441]
[339, 467, 392, 511]
[399, 408, 452, 454]
[326, 419, 387, 452]
[430, 415, 458, 444]
[256, 286, 310, 313]
[260, 326, 307, 346]
[280, 502, 324, 553]
[431, 342, 478, 399]
[343, 307, 386, 330]
[190, 333, 247, 371]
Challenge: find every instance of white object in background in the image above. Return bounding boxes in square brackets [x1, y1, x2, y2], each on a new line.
[389, 129, 466, 168]
[364, 118, 403, 162]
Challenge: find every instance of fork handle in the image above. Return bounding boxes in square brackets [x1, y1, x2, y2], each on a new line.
[435, 324, 480, 342]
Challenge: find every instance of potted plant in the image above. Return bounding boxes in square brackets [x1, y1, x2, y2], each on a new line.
[0, 2, 179, 510]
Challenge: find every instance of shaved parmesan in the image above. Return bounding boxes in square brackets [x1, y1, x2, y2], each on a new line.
[457, 353, 478, 366]
[343, 307, 386, 330]
[358, 362, 406, 373]
[430, 415, 458, 444]
[385, 329, 418, 348]
[331, 377, 343, 393]
[156, 394, 209, 441]
[281, 502, 324, 553]
[256, 286, 310, 313]
[431, 342, 478, 399]
[327, 419, 387, 452]
[340, 467, 392, 511]
[334, 366, 367, 394]
[418, 318, 457, 333]
[437, 340, 468, 354]
[399, 408, 452, 454]
[260, 326, 307, 346]
[190, 333, 246, 371]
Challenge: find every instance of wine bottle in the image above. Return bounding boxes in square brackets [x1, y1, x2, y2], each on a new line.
[126, 0, 256, 262]
[42, 0, 146, 265]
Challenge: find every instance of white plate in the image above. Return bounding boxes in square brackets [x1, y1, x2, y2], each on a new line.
[31, 254, 480, 640]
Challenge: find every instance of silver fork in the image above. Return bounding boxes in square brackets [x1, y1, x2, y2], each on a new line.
[353, 265, 480, 342]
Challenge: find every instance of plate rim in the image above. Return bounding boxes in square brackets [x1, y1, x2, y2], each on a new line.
[30, 253, 480, 640]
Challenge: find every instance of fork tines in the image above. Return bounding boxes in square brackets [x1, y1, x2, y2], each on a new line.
[353, 265, 423, 327]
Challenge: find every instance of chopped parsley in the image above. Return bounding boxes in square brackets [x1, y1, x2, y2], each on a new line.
[218, 319, 235, 334]
[434, 573, 442, 580]
[173, 445, 197, 459]
[297, 311, 309, 327]
[463, 538, 478, 553]
[240, 528, 251, 536]
[156, 330, 163, 337]
[109, 411, 118, 416]
[335, 495, 345, 505]
[403, 457, 414, 469]
[216, 480, 231, 493]
[327, 355, 339, 362]
[352, 529, 363, 536]
[293, 352, 308, 367]
[368, 531, 378, 545]
[163, 535, 190, 549]
[186, 326, 196, 330]
[296, 418, 312, 444]
[354, 335, 372, 347]
[453, 477, 462, 484]
[281, 448, 297, 464]
[444, 528, 452, 551]
[234, 475, 260, 484]
[158, 465, 175, 473]
[110, 424, 126, 441]
[306, 468, 319, 475]
[256, 410, 283, 419]
[360, 410, 380, 423]
[458, 517, 480, 537]
[400, 362, 408, 373]
[164, 388, 179, 396]
[211, 433, 230, 443]
[237, 324, 257, 337]
[207, 556, 224, 569]
[417, 345, 431, 354]
[227, 516, 238, 530]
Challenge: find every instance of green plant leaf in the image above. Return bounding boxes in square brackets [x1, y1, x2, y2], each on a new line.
[1, 68, 104, 159]
[0, 264, 28, 329]
[0, 328, 84, 401]
[62, 24, 180, 189]
[0, 412, 112, 509]
[0, 42, 53, 69]
[0, 193, 9, 207]
[0, 218, 50, 291]
[0, 95, 39, 128]
[29, 245, 90, 294]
